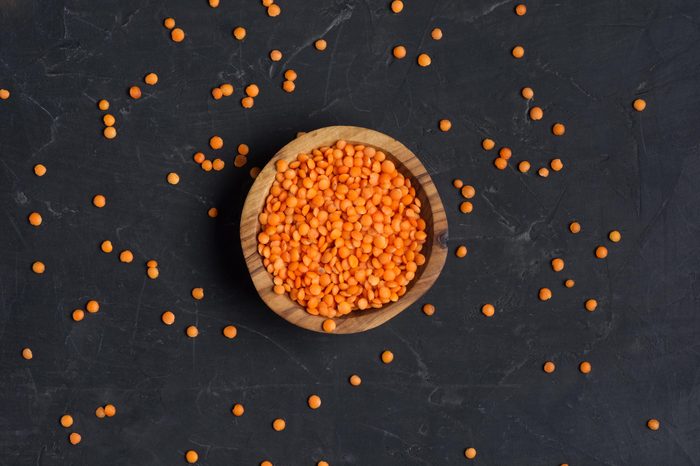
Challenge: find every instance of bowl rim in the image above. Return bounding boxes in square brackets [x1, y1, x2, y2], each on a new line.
[239, 126, 448, 334]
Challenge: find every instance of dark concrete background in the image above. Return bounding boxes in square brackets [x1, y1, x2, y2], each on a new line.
[1, 0, 699, 465]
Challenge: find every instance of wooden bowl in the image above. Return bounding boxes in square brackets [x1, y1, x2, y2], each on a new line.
[240, 126, 448, 334]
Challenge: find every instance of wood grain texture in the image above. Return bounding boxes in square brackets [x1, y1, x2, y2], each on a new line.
[240, 126, 448, 334]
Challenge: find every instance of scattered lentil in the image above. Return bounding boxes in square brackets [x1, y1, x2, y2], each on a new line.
[452, 179, 463, 189]
[103, 114, 115, 127]
[119, 250, 134, 263]
[392, 46, 407, 59]
[494, 157, 508, 170]
[647, 419, 660, 431]
[208, 207, 218, 218]
[161, 311, 175, 325]
[538, 288, 552, 301]
[455, 245, 468, 258]
[220, 83, 234, 96]
[163, 17, 175, 29]
[633, 99, 646, 112]
[22, 347, 33, 360]
[186, 325, 199, 338]
[98, 99, 110, 110]
[272, 418, 286, 431]
[147, 267, 159, 279]
[564, 279, 575, 288]
[609, 230, 621, 242]
[129, 86, 142, 99]
[103, 127, 117, 139]
[210, 136, 223, 150]
[518, 161, 531, 173]
[538, 167, 550, 178]
[86, 300, 100, 313]
[72, 309, 85, 322]
[212, 158, 225, 171]
[481, 303, 495, 317]
[315, 39, 327, 51]
[464, 448, 477, 460]
[60, 415, 74, 427]
[439, 119, 452, 132]
[93, 194, 106, 208]
[459, 202, 473, 214]
[232, 403, 245, 416]
[95, 406, 106, 418]
[569, 222, 581, 234]
[171, 28, 185, 42]
[32, 261, 45, 274]
[322, 319, 336, 333]
[144, 72, 158, 85]
[579, 361, 592, 374]
[0, 89, 10, 100]
[104, 404, 116, 417]
[417, 53, 431, 67]
[192, 288, 204, 300]
[552, 123, 566, 136]
[585, 299, 598, 312]
[101, 240, 113, 253]
[529, 106, 543, 120]
[430, 28, 443, 40]
[34, 164, 47, 176]
[550, 158, 564, 171]
[69, 432, 82, 445]
[543, 361, 556, 373]
[282, 80, 295, 93]
[233, 27, 246, 40]
[515, 4, 527, 15]
[551, 258, 564, 272]
[211, 87, 223, 100]
[381, 350, 394, 364]
[185, 450, 198, 464]
[461, 185, 475, 199]
[595, 246, 608, 259]
[521, 87, 534, 99]
[28, 212, 42, 226]
[499, 147, 512, 160]
[307, 394, 322, 409]
[390, 0, 403, 13]
[267, 4, 281, 16]
[349, 374, 362, 386]
[481, 138, 495, 150]
[512, 45, 525, 58]
[241, 96, 255, 107]
[223, 325, 238, 339]
[422, 303, 435, 316]
[270, 49, 282, 61]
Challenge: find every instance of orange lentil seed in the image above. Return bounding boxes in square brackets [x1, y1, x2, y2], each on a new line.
[393, 45, 406, 59]
[103, 114, 115, 127]
[98, 99, 110, 110]
[307, 394, 322, 409]
[315, 39, 327, 51]
[455, 245, 468, 258]
[459, 202, 473, 214]
[129, 86, 142, 99]
[494, 157, 508, 170]
[171, 28, 185, 42]
[86, 300, 100, 313]
[208, 0, 219, 7]
[529, 106, 543, 120]
[192, 288, 204, 300]
[579, 361, 592, 374]
[551, 258, 564, 272]
[417, 53, 431, 67]
[147, 267, 159, 279]
[538, 167, 550, 178]
[119, 250, 134, 263]
[234, 154, 248, 167]
[539, 288, 552, 301]
[481, 303, 495, 317]
[390, 0, 403, 13]
[34, 164, 47, 176]
[186, 325, 199, 338]
[609, 230, 621, 242]
[272, 418, 286, 431]
[232, 403, 245, 416]
[322, 319, 336, 333]
[166, 172, 180, 185]
[161, 311, 175, 325]
[381, 350, 394, 364]
[422, 303, 435, 316]
[267, 4, 281, 17]
[32, 261, 45, 274]
[220, 83, 234, 96]
[431, 28, 443, 40]
[270, 49, 282, 61]
[569, 222, 581, 234]
[595, 246, 608, 259]
[564, 279, 575, 288]
[211, 87, 223, 100]
[22, 347, 33, 360]
[241, 96, 255, 108]
[521, 87, 534, 99]
[647, 419, 660, 430]
[60, 414, 74, 427]
[212, 158, 225, 171]
[585, 299, 598, 312]
[518, 161, 531, 173]
[193, 152, 206, 164]
[0, 89, 9, 100]
[233, 27, 246, 40]
[349, 374, 362, 386]
[482, 138, 495, 150]
[72, 309, 85, 322]
[28, 212, 42, 226]
[100, 240, 113, 253]
[439, 119, 452, 132]
[552, 123, 566, 136]
[633, 99, 647, 112]
[210, 136, 223, 150]
[104, 404, 116, 417]
[282, 80, 295, 93]
[238, 144, 250, 155]
[245, 84, 260, 97]
[208, 207, 218, 218]
[543, 361, 556, 373]
[453, 179, 463, 189]
[144, 73, 158, 85]
[103, 126, 117, 139]
[512, 45, 525, 58]
[223, 325, 238, 339]
[69, 432, 82, 445]
[550, 158, 564, 171]
[465, 448, 477, 460]
[515, 4, 527, 15]
[185, 450, 198, 464]
[163, 17, 175, 29]
[95, 406, 106, 418]
[93, 194, 106, 208]
[461, 185, 475, 199]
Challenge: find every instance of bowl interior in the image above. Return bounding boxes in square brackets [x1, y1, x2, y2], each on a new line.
[240, 126, 448, 334]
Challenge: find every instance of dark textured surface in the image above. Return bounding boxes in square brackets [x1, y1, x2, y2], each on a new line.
[1, 0, 700, 465]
